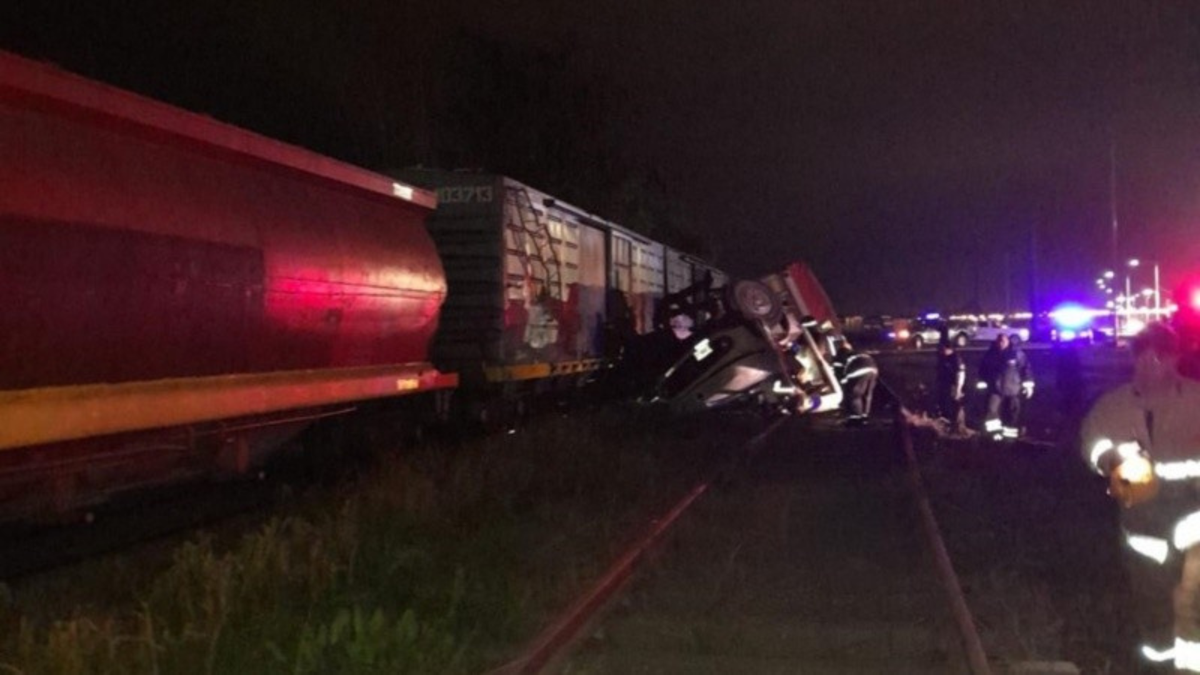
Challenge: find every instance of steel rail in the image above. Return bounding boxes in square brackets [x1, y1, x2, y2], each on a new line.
[880, 379, 993, 675]
[487, 416, 788, 675]
[494, 378, 991, 674]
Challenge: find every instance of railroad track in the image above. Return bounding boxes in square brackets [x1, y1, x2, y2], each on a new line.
[492, 385, 996, 674]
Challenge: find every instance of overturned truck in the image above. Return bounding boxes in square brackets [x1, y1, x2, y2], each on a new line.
[645, 261, 846, 417]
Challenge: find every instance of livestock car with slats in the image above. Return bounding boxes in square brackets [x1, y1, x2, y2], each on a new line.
[393, 169, 728, 416]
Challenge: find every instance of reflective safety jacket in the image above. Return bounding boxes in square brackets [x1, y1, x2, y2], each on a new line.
[836, 352, 878, 385]
[1081, 377, 1200, 561]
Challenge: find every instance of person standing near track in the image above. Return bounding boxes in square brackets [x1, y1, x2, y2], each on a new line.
[1081, 323, 1200, 671]
[934, 331, 967, 434]
[978, 333, 1033, 440]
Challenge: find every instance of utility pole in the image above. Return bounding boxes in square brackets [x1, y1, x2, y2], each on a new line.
[1004, 252, 1011, 314]
[1110, 137, 1124, 337]
[1028, 220, 1039, 315]
[1110, 139, 1119, 272]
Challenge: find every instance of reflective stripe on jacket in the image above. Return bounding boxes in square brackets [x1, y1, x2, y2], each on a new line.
[1081, 378, 1200, 475]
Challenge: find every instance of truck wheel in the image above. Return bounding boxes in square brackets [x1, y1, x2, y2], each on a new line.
[912, 335, 925, 350]
[729, 280, 782, 325]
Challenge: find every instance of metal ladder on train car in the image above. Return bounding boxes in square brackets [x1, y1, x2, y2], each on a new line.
[508, 186, 563, 300]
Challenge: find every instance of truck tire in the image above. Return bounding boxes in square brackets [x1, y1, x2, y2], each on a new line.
[729, 280, 783, 325]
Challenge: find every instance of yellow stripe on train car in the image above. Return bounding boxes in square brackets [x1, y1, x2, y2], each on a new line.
[483, 359, 605, 383]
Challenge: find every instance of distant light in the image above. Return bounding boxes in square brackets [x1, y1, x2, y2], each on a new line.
[923, 312, 941, 320]
[1050, 303, 1092, 330]
[1104, 270, 1115, 279]
[1106, 288, 1114, 294]
[1105, 300, 1115, 309]
[1128, 258, 1141, 268]
[1060, 329, 1077, 341]
[1142, 288, 1155, 297]
[1125, 317, 1147, 335]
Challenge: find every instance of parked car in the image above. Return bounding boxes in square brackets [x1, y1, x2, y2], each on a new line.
[972, 318, 1030, 345]
[906, 317, 976, 349]
[843, 315, 896, 347]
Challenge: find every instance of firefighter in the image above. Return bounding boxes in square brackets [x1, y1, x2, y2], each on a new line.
[1081, 323, 1200, 670]
[835, 342, 879, 426]
[978, 333, 1033, 440]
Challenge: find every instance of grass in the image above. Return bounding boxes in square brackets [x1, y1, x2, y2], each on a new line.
[913, 430, 1136, 673]
[880, 347, 1137, 672]
[0, 404, 747, 674]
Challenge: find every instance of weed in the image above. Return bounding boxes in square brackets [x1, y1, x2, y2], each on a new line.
[2, 407, 745, 673]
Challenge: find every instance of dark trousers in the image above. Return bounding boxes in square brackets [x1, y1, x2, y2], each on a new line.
[985, 393, 1022, 429]
[937, 391, 965, 428]
[1123, 485, 1200, 666]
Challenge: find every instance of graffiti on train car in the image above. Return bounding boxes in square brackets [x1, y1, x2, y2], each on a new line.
[502, 190, 606, 363]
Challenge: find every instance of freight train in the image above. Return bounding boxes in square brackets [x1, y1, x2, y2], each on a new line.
[0, 51, 740, 521]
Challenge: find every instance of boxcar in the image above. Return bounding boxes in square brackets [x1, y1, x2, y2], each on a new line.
[396, 169, 720, 398]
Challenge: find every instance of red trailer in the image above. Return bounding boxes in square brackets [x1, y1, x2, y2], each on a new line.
[0, 52, 455, 517]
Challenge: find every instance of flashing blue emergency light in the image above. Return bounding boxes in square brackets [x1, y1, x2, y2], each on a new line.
[1050, 303, 1092, 330]
[923, 312, 941, 321]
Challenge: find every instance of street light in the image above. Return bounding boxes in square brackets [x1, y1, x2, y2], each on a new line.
[1153, 262, 1161, 314]
[1124, 262, 1135, 336]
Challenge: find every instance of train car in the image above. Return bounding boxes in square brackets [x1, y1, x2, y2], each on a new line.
[664, 249, 727, 294]
[394, 170, 713, 408]
[608, 223, 666, 337]
[393, 170, 608, 388]
[665, 247, 695, 295]
[0, 52, 455, 518]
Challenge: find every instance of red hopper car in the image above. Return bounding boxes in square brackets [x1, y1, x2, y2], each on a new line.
[0, 52, 455, 518]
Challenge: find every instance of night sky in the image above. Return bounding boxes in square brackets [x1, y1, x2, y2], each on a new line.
[4, 1, 1199, 315]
